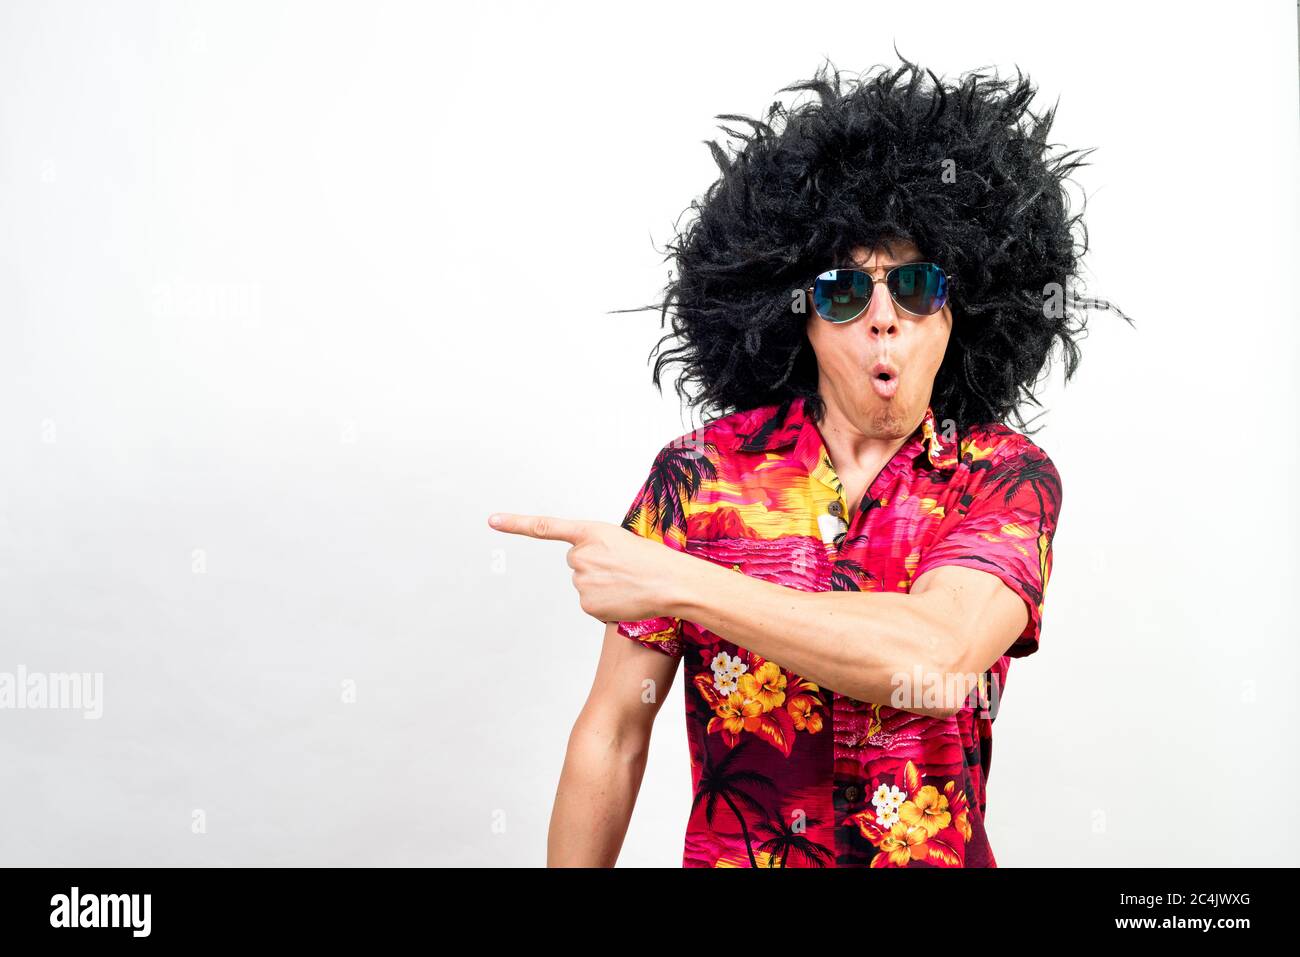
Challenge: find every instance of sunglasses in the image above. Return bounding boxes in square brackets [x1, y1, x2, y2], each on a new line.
[808, 262, 953, 322]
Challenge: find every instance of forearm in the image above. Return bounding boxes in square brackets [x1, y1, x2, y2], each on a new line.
[668, 555, 964, 711]
[547, 712, 649, 867]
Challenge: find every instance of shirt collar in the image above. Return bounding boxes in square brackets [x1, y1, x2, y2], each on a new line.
[718, 395, 957, 469]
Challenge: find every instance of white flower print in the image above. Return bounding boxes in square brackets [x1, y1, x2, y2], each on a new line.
[713, 673, 739, 695]
[872, 784, 906, 812]
[710, 651, 747, 693]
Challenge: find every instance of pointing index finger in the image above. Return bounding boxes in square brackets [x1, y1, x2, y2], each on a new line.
[488, 513, 589, 543]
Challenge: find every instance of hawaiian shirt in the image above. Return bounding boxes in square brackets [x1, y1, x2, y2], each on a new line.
[616, 395, 1062, 867]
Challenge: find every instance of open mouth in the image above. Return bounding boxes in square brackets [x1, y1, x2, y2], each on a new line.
[871, 362, 899, 399]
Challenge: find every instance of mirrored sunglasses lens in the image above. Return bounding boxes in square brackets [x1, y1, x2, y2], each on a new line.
[890, 264, 948, 315]
[813, 269, 872, 322]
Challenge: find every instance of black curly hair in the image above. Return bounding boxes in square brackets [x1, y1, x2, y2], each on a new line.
[631, 54, 1131, 436]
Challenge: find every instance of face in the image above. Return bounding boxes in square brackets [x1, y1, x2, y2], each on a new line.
[805, 241, 952, 439]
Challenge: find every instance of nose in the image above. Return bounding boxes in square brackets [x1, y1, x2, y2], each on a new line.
[865, 282, 900, 336]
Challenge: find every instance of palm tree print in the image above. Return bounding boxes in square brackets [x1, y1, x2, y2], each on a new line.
[986, 450, 1061, 586]
[992, 451, 1062, 525]
[830, 556, 874, 592]
[737, 397, 796, 452]
[756, 814, 835, 868]
[691, 739, 776, 869]
[621, 442, 717, 538]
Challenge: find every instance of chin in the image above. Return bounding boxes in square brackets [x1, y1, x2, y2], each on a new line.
[852, 396, 910, 437]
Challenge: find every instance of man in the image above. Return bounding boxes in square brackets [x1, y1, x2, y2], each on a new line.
[490, 59, 1121, 867]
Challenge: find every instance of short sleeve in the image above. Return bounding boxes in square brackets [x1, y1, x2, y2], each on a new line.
[913, 442, 1063, 658]
[614, 445, 694, 658]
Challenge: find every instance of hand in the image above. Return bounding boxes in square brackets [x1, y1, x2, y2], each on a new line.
[488, 512, 685, 623]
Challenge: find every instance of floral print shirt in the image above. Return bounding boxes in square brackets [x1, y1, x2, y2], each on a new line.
[616, 395, 1062, 867]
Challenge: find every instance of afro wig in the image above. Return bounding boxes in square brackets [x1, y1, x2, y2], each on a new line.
[638, 54, 1131, 436]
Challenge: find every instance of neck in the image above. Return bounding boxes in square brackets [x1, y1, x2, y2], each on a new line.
[813, 384, 923, 474]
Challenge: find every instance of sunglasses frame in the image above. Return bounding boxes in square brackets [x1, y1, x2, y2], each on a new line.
[807, 262, 955, 323]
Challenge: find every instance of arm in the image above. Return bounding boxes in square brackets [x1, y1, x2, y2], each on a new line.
[668, 559, 1026, 718]
[488, 512, 1030, 720]
[548, 621, 680, 867]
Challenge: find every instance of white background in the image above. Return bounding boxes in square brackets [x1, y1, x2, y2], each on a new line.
[1, 0, 1297, 867]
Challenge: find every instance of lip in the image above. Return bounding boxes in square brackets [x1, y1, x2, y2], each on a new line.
[870, 361, 900, 400]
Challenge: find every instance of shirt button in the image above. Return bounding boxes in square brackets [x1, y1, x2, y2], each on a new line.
[827, 500, 843, 518]
[843, 785, 860, 803]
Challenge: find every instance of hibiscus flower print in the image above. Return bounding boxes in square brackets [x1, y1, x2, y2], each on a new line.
[844, 761, 974, 868]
